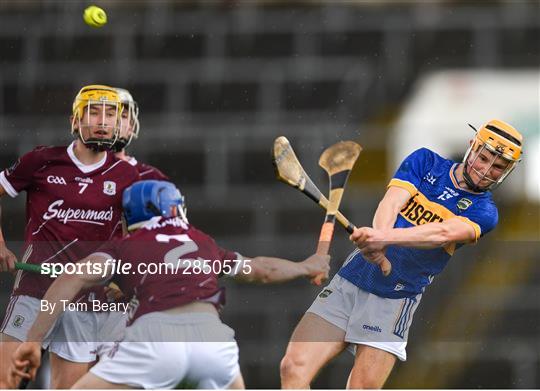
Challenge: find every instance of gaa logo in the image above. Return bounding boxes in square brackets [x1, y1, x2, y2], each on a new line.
[457, 198, 473, 211]
[103, 181, 116, 196]
[318, 288, 333, 299]
[12, 315, 25, 328]
[47, 175, 67, 185]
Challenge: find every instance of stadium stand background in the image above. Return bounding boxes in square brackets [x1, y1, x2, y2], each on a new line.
[0, 0, 538, 388]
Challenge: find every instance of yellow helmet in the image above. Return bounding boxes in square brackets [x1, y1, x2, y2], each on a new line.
[463, 119, 524, 191]
[71, 85, 123, 151]
[473, 119, 522, 161]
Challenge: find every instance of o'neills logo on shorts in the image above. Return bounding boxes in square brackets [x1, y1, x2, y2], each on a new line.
[362, 324, 382, 333]
[43, 199, 114, 225]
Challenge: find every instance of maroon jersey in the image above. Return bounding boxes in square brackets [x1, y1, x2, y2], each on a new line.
[125, 157, 169, 181]
[96, 216, 239, 323]
[0, 142, 140, 299]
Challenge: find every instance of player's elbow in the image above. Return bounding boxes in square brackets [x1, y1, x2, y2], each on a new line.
[376, 199, 401, 219]
[428, 224, 455, 247]
[61, 271, 94, 290]
[60, 273, 81, 288]
[434, 222, 474, 246]
[443, 219, 477, 244]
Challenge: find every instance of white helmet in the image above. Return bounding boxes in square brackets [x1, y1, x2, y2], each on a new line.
[113, 87, 140, 152]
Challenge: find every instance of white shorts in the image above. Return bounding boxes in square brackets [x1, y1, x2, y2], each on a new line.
[49, 309, 127, 363]
[95, 311, 128, 359]
[0, 295, 55, 346]
[1, 295, 128, 363]
[307, 274, 422, 361]
[91, 312, 240, 389]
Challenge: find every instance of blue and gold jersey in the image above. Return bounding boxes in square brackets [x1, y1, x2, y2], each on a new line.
[338, 148, 498, 298]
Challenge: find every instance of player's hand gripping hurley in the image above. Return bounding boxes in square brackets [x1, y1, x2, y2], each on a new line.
[272, 137, 392, 281]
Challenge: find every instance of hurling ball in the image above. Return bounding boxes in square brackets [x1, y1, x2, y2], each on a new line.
[83, 5, 107, 28]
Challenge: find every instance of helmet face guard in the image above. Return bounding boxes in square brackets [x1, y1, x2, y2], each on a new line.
[463, 120, 523, 192]
[112, 88, 140, 153]
[71, 85, 122, 151]
[122, 180, 188, 231]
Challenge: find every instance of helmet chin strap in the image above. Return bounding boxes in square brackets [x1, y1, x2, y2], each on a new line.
[462, 156, 503, 193]
[74, 123, 118, 152]
[73, 132, 110, 152]
[85, 140, 111, 152]
[80, 136, 112, 152]
[111, 137, 128, 153]
[462, 163, 486, 192]
[461, 142, 501, 193]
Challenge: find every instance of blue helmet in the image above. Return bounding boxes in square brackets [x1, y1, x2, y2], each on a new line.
[122, 180, 187, 230]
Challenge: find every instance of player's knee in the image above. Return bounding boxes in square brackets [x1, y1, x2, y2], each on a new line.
[348, 370, 386, 389]
[50, 371, 74, 389]
[280, 353, 307, 381]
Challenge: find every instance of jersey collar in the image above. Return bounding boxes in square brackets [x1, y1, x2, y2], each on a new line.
[126, 156, 138, 167]
[67, 141, 108, 174]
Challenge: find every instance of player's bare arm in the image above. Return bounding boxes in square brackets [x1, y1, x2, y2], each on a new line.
[0, 184, 17, 272]
[361, 185, 413, 267]
[233, 254, 330, 284]
[372, 186, 412, 230]
[8, 254, 110, 385]
[351, 217, 476, 253]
